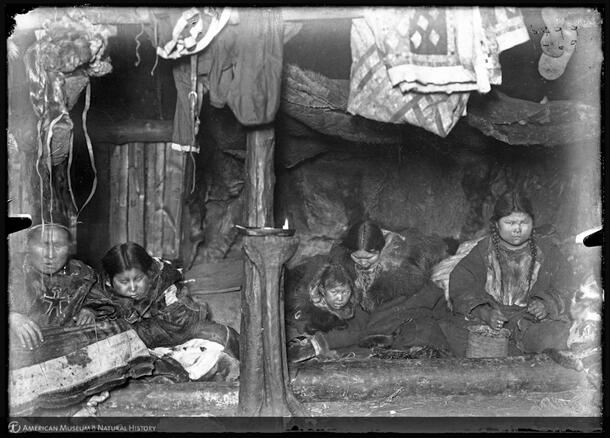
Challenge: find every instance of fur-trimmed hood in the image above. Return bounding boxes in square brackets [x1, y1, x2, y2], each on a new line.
[285, 255, 359, 335]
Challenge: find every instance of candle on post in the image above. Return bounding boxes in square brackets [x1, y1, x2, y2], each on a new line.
[237, 224, 305, 417]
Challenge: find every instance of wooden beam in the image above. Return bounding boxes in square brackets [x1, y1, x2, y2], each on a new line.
[86, 119, 173, 145]
[12, 6, 363, 31]
[90, 355, 586, 413]
[281, 64, 600, 148]
[466, 91, 600, 147]
[290, 355, 586, 401]
[281, 7, 363, 21]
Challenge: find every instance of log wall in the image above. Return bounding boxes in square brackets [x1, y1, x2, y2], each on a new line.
[106, 142, 188, 261]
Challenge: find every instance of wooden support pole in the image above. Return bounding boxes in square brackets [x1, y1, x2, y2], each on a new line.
[239, 126, 303, 417]
[239, 127, 274, 416]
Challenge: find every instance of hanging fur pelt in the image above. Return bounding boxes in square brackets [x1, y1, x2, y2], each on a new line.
[22, 12, 115, 166]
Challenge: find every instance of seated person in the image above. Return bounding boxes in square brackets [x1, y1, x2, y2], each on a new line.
[9, 223, 106, 350]
[329, 220, 453, 313]
[439, 191, 574, 357]
[285, 257, 358, 339]
[287, 280, 450, 362]
[97, 242, 240, 381]
[8, 222, 150, 416]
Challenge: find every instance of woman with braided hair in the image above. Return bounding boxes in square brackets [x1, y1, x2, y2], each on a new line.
[440, 191, 575, 356]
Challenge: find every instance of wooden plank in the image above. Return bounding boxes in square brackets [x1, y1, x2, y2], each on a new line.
[148, 142, 165, 257]
[108, 144, 127, 248]
[135, 141, 146, 245]
[161, 146, 185, 259]
[17, 7, 363, 31]
[82, 142, 112, 265]
[290, 355, 588, 401]
[87, 119, 173, 145]
[127, 142, 145, 245]
[185, 259, 244, 293]
[144, 143, 155, 253]
[281, 7, 364, 21]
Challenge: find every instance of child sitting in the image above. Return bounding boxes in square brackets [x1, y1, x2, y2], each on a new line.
[285, 258, 358, 339]
[98, 242, 240, 381]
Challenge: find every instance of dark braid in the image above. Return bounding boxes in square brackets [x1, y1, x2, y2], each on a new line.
[489, 222, 504, 294]
[490, 190, 537, 295]
[527, 228, 537, 292]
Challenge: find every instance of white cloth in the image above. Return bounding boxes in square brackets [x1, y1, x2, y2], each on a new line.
[150, 338, 225, 380]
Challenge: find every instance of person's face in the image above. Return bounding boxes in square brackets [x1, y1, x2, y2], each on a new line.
[351, 249, 380, 269]
[322, 284, 352, 310]
[111, 268, 151, 301]
[28, 227, 71, 275]
[496, 212, 533, 248]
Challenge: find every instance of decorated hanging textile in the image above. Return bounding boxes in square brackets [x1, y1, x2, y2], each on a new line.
[347, 7, 529, 137]
[156, 7, 231, 60]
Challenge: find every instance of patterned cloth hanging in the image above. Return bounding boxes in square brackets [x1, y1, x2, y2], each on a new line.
[348, 7, 529, 137]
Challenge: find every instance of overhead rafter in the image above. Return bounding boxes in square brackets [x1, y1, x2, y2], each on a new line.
[10, 6, 365, 33]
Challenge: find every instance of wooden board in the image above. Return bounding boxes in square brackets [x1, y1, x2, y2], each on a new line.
[127, 142, 146, 245]
[162, 148, 186, 259]
[106, 141, 187, 260]
[185, 259, 244, 293]
[109, 144, 129, 248]
[150, 142, 167, 256]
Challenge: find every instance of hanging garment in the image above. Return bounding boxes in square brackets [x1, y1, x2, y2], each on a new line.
[348, 7, 529, 137]
[165, 9, 285, 151]
[348, 16, 470, 137]
[363, 7, 529, 94]
[208, 8, 284, 126]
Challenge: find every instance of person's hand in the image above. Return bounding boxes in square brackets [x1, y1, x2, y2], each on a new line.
[287, 336, 317, 363]
[9, 313, 44, 350]
[527, 299, 548, 320]
[475, 305, 508, 330]
[74, 308, 96, 326]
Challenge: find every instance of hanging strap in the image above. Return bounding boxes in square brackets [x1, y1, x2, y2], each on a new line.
[67, 82, 98, 220]
[188, 54, 199, 192]
[189, 53, 199, 148]
[77, 82, 98, 219]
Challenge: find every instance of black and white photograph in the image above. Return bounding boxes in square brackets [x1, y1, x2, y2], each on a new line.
[4, 2, 604, 433]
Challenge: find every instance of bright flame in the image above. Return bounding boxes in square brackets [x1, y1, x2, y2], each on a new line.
[282, 218, 289, 230]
